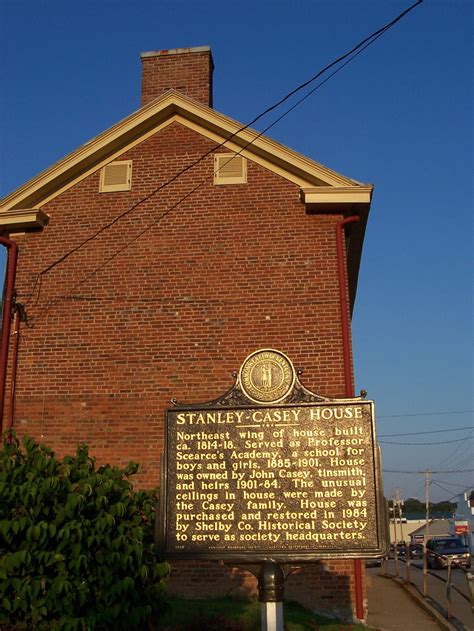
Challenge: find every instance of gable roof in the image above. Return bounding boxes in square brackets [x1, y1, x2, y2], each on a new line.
[409, 519, 451, 537]
[0, 90, 373, 308]
[1, 89, 372, 211]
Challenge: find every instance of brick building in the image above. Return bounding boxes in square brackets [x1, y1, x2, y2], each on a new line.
[0, 47, 373, 620]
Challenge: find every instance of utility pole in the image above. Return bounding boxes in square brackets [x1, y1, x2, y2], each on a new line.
[423, 470, 431, 597]
[395, 488, 404, 543]
[392, 494, 399, 576]
[425, 471, 431, 542]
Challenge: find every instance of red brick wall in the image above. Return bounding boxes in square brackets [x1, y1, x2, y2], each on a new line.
[8, 120, 360, 619]
[141, 48, 213, 107]
[168, 558, 359, 621]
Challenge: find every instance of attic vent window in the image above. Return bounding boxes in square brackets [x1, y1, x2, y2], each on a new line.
[214, 154, 247, 185]
[99, 160, 132, 192]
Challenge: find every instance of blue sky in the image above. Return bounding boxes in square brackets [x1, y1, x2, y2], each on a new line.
[1, 0, 472, 504]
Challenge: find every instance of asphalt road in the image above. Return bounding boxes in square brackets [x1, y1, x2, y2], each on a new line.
[391, 559, 470, 599]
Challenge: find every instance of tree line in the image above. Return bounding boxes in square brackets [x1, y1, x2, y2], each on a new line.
[388, 497, 457, 515]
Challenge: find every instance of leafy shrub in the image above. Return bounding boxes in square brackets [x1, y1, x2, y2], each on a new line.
[0, 434, 169, 630]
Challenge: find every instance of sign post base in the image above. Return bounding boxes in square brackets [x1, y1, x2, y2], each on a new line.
[261, 602, 283, 631]
[258, 561, 284, 631]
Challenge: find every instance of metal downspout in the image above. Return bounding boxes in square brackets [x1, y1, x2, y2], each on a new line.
[8, 303, 25, 435]
[0, 236, 19, 443]
[335, 215, 364, 620]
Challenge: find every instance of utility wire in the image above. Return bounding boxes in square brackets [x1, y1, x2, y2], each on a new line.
[450, 453, 474, 473]
[379, 426, 473, 437]
[380, 425, 472, 493]
[436, 435, 474, 469]
[431, 479, 473, 488]
[382, 432, 473, 496]
[378, 410, 473, 419]
[29, 181, 208, 324]
[447, 493, 470, 503]
[431, 480, 459, 497]
[445, 488, 473, 503]
[379, 436, 473, 445]
[24, 0, 423, 310]
[29, 44, 376, 325]
[27, 7, 422, 324]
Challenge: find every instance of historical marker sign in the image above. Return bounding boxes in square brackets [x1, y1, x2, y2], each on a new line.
[158, 350, 387, 562]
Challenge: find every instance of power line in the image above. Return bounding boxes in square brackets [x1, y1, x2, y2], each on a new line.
[448, 493, 470, 503]
[430, 481, 473, 505]
[379, 436, 473, 445]
[233, 0, 423, 131]
[436, 436, 474, 470]
[431, 479, 473, 489]
[426, 482, 474, 504]
[26, 80, 376, 321]
[430, 481, 470, 504]
[449, 453, 474, 473]
[378, 410, 473, 419]
[431, 480, 457, 496]
[378, 426, 473, 437]
[381, 427, 473, 492]
[32, 63, 371, 324]
[24, 0, 423, 312]
[29, 181, 208, 324]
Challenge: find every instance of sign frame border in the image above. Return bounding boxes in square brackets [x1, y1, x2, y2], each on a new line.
[157, 397, 388, 563]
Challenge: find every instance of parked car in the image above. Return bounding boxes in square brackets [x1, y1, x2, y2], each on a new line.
[365, 558, 382, 568]
[408, 543, 423, 559]
[389, 542, 408, 558]
[426, 537, 471, 569]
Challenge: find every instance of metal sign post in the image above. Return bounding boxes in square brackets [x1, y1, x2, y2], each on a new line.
[156, 350, 388, 622]
[258, 561, 284, 631]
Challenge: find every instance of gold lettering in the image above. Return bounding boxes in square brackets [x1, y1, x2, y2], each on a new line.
[168, 402, 377, 554]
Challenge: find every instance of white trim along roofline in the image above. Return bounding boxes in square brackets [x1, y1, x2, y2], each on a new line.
[0, 90, 373, 217]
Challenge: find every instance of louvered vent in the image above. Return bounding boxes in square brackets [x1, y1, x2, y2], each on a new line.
[214, 154, 247, 185]
[99, 161, 132, 192]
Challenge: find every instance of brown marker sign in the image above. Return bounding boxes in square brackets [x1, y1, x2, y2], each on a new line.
[157, 350, 387, 562]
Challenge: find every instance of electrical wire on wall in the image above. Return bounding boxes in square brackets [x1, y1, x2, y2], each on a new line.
[23, 0, 424, 324]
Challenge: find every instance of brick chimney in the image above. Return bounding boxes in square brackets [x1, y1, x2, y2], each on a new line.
[140, 46, 214, 108]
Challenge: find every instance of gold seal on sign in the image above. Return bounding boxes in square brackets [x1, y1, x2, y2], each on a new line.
[239, 349, 296, 403]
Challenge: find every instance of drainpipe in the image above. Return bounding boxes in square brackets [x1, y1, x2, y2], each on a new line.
[335, 215, 364, 620]
[8, 302, 25, 435]
[0, 236, 19, 443]
[335, 216, 359, 397]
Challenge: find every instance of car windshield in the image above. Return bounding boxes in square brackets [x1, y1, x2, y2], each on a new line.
[434, 539, 464, 550]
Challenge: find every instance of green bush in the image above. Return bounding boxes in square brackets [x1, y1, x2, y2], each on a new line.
[0, 434, 169, 630]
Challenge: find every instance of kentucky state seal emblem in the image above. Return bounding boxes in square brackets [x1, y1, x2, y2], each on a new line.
[239, 349, 296, 403]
